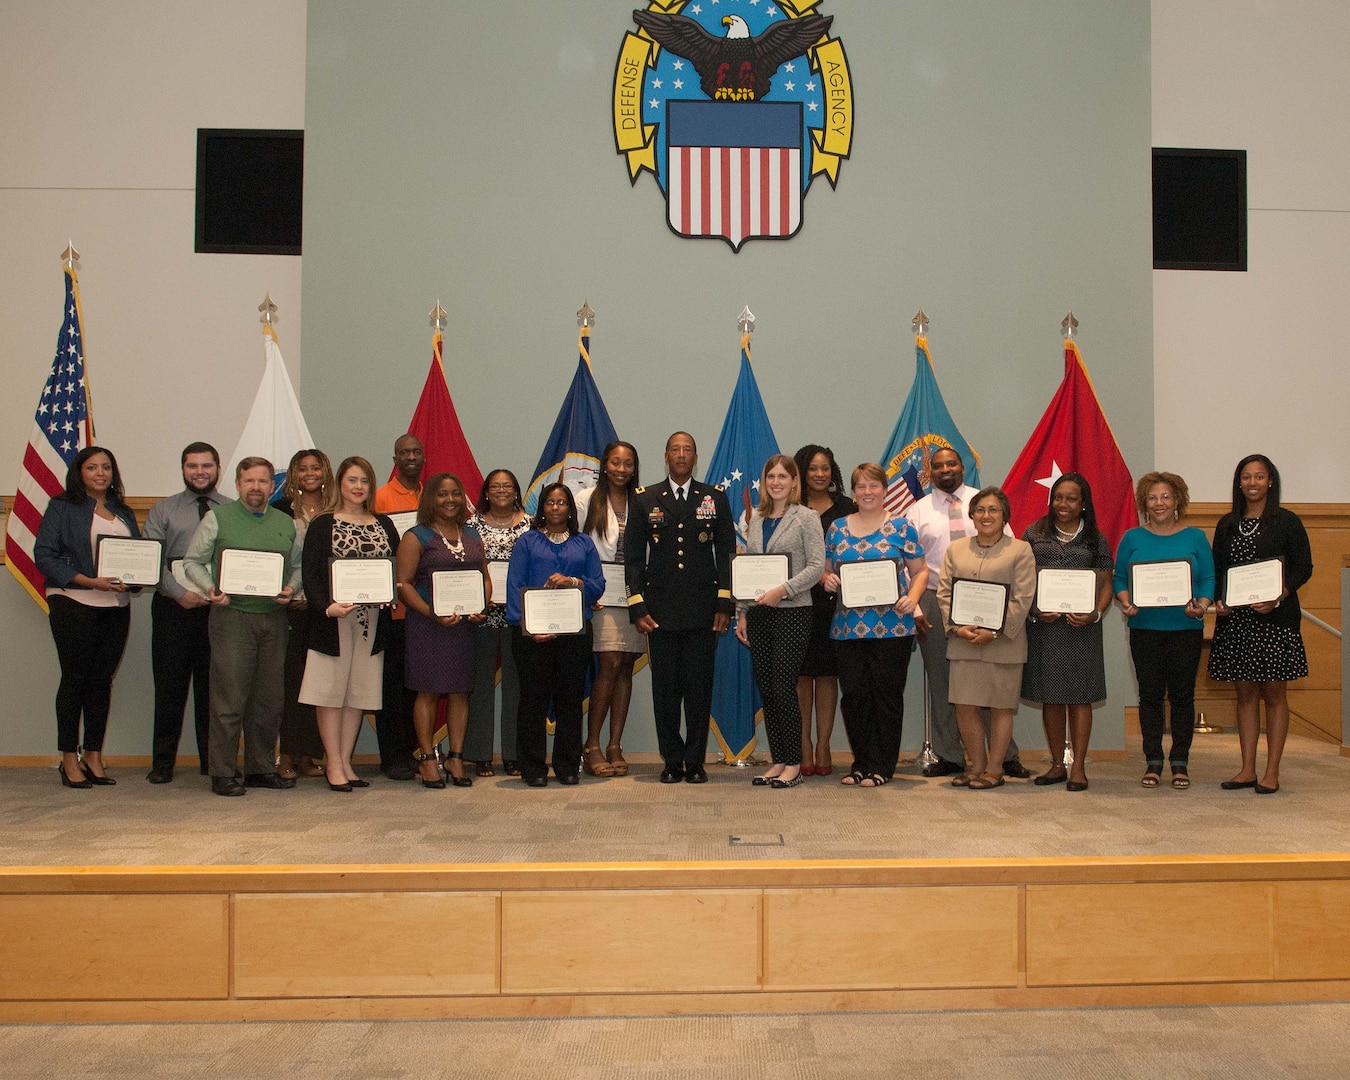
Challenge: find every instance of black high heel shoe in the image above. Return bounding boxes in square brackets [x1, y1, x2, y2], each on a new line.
[415, 751, 445, 789]
[445, 750, 473, 788]
[327, 777, 353, 792]
[60, 761, 92, 789]
[81, 763, 117, 786]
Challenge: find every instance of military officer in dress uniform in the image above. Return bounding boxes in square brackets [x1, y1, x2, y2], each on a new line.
[624, 431, 735, 783]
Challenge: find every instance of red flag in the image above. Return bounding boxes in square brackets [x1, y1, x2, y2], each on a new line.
[396, 329, 483, 500]
[1002, 340, 1135, 551]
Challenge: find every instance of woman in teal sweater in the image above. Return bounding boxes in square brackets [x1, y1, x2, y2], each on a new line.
[1113, 472, 1215, 789]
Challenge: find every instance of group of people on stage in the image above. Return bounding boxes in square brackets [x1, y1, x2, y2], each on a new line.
[33, 428, 1311, 797]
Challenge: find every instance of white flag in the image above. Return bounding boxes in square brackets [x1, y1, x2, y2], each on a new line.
[225, 324, 315, 498]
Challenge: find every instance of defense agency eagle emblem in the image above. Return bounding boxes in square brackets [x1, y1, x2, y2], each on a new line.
[613, 1, 854, 252]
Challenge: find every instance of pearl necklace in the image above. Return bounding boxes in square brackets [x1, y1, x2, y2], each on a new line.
[434, 525, 465, 559]
[1238, 517, 1261, 538]
[1053, 520, 1083, 543]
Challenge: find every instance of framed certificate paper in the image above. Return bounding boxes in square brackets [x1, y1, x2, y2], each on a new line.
[95, 537, 162, 586]
[386, 511, 418, 538]
[486, 561, 509, 605]
[522, 586, 585, 635]
[218, 548, 285, 597]
[731, 553, 790, 601]
[1035, 568, 1097, 614]
[950, 578, 1009, 630]
[1130, 560, 1193, 608]
[599, 561, 628, 608]
[1225, 558, 1283, 607]
[432, 568, 486, 616]
[837, 559, 900, 609]
[170, 559, 207, 597]
[330, 558, 395, 605]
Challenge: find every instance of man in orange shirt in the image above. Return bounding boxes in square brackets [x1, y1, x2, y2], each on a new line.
[373, 433, 424, 780]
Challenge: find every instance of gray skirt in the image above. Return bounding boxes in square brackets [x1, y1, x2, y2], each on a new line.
[949, 659, 1023, 710]
[591, 607, 647, 654]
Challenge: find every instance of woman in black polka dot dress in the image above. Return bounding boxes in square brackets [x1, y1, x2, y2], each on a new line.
[1208, 455, 1311, 794]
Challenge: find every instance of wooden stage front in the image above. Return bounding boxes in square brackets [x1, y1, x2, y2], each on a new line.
[2, 734, 1349, 1021]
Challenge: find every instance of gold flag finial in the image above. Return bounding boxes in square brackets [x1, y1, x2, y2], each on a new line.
[1060, 311, 1078, 339]
[429, 301, 447, 332]
[912, 308, 929, 336]
[577, 300, 596, 328]
[737, 305, 756, 335]
[60, 242, 80, 269]
[258, 292, 279, 325]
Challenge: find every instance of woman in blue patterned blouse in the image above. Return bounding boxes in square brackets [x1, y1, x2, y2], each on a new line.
[820, 462, 928, 787]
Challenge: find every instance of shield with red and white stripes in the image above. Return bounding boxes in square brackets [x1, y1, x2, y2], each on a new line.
[665, 100, 803, 252]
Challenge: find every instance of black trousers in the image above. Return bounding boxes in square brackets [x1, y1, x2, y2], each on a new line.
[512, 624, 592, 780]
[648, 625, 717, 767]
[374, 617, 417, 771]
[1130, 627, 1203, 768]
[48, 595, 131, 754]
[746, 607, 812, 766]
[150, 593, 212, 771]
[836, 636, 912, 779]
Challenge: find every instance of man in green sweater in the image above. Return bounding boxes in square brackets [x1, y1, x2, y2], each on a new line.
[183, 457, 304, 796]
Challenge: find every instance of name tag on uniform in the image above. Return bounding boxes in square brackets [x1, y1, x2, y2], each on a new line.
[647, 507, 666, 527]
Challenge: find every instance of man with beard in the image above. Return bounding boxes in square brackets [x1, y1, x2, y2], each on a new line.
[908, 447, 1031, 779]
[372, 433, 425, 780]
[143, 442, 230, 783]
[182, 457, 303, 796]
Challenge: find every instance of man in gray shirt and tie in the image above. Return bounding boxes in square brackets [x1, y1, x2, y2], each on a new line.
[142, 442, 229, 783]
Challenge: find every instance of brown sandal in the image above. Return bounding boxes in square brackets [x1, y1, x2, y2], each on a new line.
[583, 745, 615, 777]
[605, 744, 629, 776]
[276, 754, 298, 781]
[968, 773, 1005, 790]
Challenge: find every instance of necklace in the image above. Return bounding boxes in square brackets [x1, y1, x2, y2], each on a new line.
[1053, 520, 1083, 543]
[545, 529, 569, 544]
[482, 510, 516, 529]
[1238, 517, 1261, 537]
[434, 524, 465, 559]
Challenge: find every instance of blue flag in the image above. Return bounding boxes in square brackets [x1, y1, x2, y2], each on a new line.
[524, 328, 619, 514]
[879, 336, 981, 516]
[704, 336, 780, 763]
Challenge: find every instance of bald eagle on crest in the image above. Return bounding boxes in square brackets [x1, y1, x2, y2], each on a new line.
[631, 9, 833, 102]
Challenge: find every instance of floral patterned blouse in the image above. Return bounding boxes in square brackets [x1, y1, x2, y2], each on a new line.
[468, 511, 531, 629]
[825, 515, 925, 640]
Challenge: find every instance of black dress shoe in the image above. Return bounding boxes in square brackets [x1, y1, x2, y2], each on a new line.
[146, 768, 174, 784]
[348, 778, 371, 788]
[1221, 779, 1257, 790]
[243, 772, 297, 789]
[81, 764, 116, 786]
[327, 779, 353, 792]
[199, 764, 211, 776]
[685, 765, 708, 784]
[1255, 782, 1280, 794]
[659, 764, 684, 783]
[525, 775, 548, 787]
[1001, 759, 1032, 780]
[385, 764, 416, 781]
[211, 777, 246, 796]
[921, 758, 965, 778]
[556, 773, 580, 786]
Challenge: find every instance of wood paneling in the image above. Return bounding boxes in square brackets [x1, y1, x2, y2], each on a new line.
[233, 892, 498, 998]
[500, 889, 760, 994]
[1273, 881, 1350, 981]
[0, 893, 227, 1000]
[1025, 882, 1273, 986]
[763, 885, 1019, 990]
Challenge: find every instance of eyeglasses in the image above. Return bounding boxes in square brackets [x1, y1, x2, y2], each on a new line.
[543, 500, 569, 508]
[488, 483, 515, 492]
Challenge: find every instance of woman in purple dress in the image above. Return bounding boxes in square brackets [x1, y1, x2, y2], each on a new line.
[395, 473, 487, 788]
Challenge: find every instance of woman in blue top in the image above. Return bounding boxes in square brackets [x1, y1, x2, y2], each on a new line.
[1114, 472, 1215, 789]
[33, 446, 141, 789]
[820, 462, 927, 787]
[506, 482, 605, 787]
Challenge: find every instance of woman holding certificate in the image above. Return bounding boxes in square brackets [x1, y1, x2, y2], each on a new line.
[937, 487, 1036, 790]
[735, 454, 826, 787]
[1114, 472, 1215, 789]
[505, 483, 605, 787]
[34, 446, 141, 788]
[1208, 455, 1312, 795]
[465, 469, 531, 778]
[574, 441, 644, 778]
[820, 462, 927, 788]
[396, 473, 487, 788]
[299, 456, 401, 792]
[1021, 472, 1114, 791]
[793, 443, 855, 776]
[274, 448, 333, 781]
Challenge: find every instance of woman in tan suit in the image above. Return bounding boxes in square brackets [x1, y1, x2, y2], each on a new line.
[938, 486, 1036, 790]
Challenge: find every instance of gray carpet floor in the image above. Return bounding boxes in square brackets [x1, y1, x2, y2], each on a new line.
[3, 1002, 1350, 1077]
[1, 733, 1345, 866]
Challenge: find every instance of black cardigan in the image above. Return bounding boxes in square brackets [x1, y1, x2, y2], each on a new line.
[1211, 506, 1313, 631]
[301, 512, 401, 656]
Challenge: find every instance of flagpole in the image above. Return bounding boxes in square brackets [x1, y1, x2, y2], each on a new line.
[1059, 312, 1078, 772]
[912, 310, 939, 771]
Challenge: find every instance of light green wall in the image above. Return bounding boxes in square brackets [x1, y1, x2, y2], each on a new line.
[301, 0, 1152, 756]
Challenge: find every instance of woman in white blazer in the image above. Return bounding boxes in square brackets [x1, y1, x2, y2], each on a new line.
[735, 454, 826, 787]
[574, 441, 645, 777]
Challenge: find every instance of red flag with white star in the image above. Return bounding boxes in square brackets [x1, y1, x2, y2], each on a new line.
[1001, 340, 1135, 552]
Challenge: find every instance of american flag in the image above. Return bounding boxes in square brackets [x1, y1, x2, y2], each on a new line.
[884, 462, 923, 518]
[5, 265, 94, 609]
